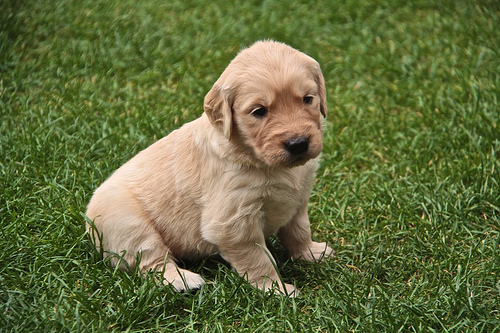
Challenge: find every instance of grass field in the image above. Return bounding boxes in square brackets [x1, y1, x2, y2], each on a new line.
[1, 0, 499, 331]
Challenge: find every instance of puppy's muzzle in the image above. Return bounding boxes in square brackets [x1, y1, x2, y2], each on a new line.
[285, 136, 309, 156]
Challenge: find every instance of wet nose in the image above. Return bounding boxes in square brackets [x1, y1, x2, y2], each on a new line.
[285, 137, 309, 155]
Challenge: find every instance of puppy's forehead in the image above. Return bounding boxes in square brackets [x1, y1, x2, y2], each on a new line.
[242, 72, 317, 100]
[237, 41, 313, 61]
[229, 43, 318, 93]
[233, 41, 317, 75]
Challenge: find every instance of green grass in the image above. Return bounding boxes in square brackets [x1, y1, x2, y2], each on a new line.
[1, 0, 499, 331]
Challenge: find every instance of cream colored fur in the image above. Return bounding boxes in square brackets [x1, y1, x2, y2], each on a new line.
[86, 40, 333, 296]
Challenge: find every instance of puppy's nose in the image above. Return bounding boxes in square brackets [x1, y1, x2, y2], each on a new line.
[285, 137, 309, 155]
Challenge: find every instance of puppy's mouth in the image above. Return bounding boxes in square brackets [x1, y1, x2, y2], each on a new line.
[257, 150, 318, 169]
[274, 150, 319, 169]
[286, 154, 311, 167]
[251, 135, 322, 168]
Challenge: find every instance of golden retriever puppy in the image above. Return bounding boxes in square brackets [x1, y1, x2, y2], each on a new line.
[86, 40, 333, 296]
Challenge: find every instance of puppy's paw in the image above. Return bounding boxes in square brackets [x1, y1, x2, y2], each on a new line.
[281, 282, 300, 298]
[163, 267, 205, 292]
[296, 241, 334, 262]
[259, 279, 300, 297]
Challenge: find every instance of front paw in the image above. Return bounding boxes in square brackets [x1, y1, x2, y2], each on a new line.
[278, 282, 300, 297]
[295, 241, 334, 262]
[259, 278, 300, 297]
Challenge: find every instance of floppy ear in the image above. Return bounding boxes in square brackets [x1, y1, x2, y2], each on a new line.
[313, 64, 327, 118]
[203, 84, 233, 139]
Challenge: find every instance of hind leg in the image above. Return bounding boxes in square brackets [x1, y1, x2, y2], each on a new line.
[128, 234, 205, 292]
[140, 245, 205, 292]
[86, 185, 205, 291]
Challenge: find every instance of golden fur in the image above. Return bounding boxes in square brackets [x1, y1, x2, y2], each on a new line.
[86, 40, 333, 296]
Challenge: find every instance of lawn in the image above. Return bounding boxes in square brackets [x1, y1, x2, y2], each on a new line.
[1, 0, 499, 331]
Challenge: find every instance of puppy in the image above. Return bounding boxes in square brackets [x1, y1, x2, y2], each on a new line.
[86, 40, 333, 296]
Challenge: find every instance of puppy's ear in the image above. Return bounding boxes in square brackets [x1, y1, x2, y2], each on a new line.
[313, 64, 327, 118]
[204, 84, 233, 139]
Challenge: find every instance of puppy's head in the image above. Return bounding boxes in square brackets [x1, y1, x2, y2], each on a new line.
[204, 41, 327, 168]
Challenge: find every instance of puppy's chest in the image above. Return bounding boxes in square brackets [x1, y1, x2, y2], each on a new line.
[204, 166, 311, 235]
[258, 182, 304, 234]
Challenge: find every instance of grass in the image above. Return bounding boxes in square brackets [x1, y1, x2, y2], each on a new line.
[1, 0, 499, 331]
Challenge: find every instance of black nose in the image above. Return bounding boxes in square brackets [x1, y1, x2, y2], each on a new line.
[285, 137, 309, 155]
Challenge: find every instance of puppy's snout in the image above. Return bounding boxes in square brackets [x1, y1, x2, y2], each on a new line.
[285, 137, 309, 155]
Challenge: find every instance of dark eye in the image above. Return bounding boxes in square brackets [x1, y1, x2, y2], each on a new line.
[251, 106, 268, 118]
[303, 95, 314, 105]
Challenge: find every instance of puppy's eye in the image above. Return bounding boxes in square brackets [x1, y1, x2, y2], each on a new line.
[251, 107, 268, 118]
[303, 95, 314, 105]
